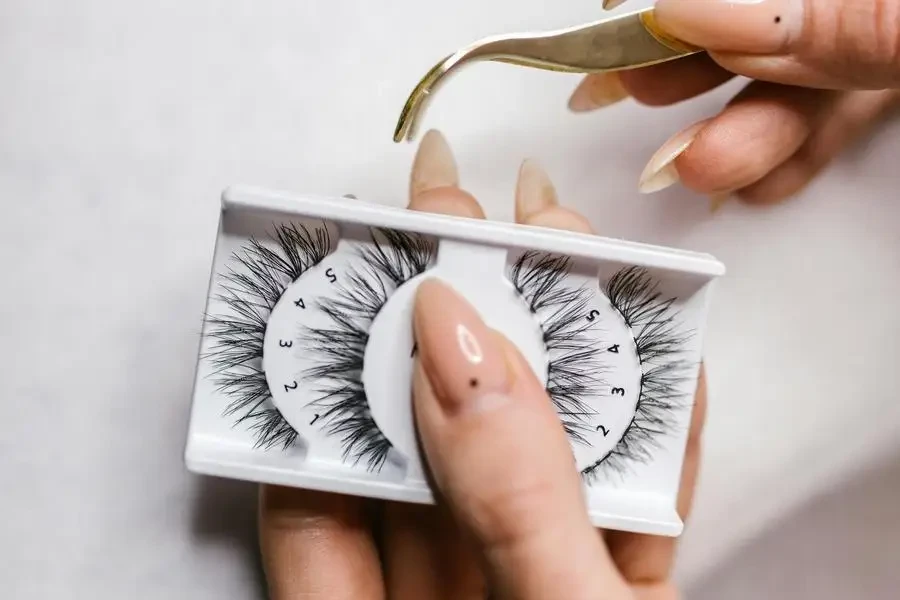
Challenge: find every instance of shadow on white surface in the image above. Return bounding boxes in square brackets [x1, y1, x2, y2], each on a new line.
[687, 450, 900, 599]
[189, 477, 265, 596]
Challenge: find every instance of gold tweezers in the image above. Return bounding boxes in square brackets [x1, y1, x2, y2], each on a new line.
[393, 7, 702, 143]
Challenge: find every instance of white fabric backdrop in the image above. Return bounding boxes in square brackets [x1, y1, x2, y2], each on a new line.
[2, 1, 899, 597]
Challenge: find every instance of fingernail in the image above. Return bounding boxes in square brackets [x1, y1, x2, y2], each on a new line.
[413, 279, 512, 415]
[568, 72, 629, 112]
[410, 129, 459, 200]
[515, 159, 558, 223]
[639, 120, 709, 194]
[709, 192, 731, 213]
[654, 0, 803, 54]
[602, 0, 628, 9]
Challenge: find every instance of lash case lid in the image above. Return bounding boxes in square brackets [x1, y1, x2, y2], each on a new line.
[222, 185, 725, 280]
[186, 185, 725, 538]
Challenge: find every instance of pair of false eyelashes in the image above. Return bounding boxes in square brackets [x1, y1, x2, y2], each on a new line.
[203, 220, 692, 482]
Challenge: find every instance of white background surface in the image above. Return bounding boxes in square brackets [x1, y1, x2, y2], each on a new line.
[2, 1, 899, 598]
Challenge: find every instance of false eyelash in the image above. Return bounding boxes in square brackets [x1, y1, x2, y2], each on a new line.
[304, 228, 436, 471]
[584, 266, 693, 480]
[509, 251, 603, 445]
[204, 221, 331, 450]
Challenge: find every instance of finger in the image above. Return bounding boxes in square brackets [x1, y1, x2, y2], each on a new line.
[383, 503, 486, 599]
[736, 88, 900, 204]
[514, 159, 594, 233]
[511, 157, 709, 589]
[412, 282, 632, 599]
[568, 53, 735, 112]
[654, 0, 900, 89]
[409, 129, 485, 219]
[382, 128, 487, 600]
[258, 486, 384, 600]
[638, 82, 838, 196]
[604, 366, 708, 592]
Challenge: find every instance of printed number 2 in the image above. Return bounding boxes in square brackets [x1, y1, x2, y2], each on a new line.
[586, 310, 600, 322]
[596, 425, 610, 437]
[611, 387, 625, 396]
[326, 268, 337, 284]
[284, 381, 298, 392]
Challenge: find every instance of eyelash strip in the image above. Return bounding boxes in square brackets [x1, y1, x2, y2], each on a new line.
[304, 229, 436, 471]
[584, 266, 693, 479]
[204, 222, 331, 450]
[509, 251, 602, 445]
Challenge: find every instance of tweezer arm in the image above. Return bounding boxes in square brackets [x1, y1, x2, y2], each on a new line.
[393, 8, 701, 142]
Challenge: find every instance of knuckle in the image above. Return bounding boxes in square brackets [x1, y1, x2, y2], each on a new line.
[805, 0, 900, 85]
[465, 469, 563, 553]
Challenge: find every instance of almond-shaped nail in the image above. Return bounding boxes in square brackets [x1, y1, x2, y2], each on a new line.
[515, 159, 558, 223]
[413, 279, 511, 415]
[654, 0, 803, 54]
[568, 72, 629, 112]
[410, 129, 459, 200]
[602, 0, 629, 10]
[710, 192, 731, 213]
[638, 120, 709, 194]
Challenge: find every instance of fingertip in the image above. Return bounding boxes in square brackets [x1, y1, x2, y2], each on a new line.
[521, 206, 594, 234]
[409, 186, 486, 219]
[617, 54, 735, 107]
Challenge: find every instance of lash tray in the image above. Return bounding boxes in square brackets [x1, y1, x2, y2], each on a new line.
[185, 185, 725, 537]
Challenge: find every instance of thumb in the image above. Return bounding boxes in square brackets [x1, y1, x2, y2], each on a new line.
[654, 0, 900, 89]
[410, 278, 633, 600]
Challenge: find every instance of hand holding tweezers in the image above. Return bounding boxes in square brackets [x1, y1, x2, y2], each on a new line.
[393, 7, 702, 143]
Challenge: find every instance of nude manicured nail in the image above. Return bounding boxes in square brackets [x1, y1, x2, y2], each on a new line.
[602, 0, 628, 9]
[710, 192, 731, 213]
[414, 279, 511, 415]
[654, 0, 803, 54]
[639, 120, 709, 194]
[515, 159, 558, 222]
[410, 129, 459, 199]
[568, 72, 629, 112]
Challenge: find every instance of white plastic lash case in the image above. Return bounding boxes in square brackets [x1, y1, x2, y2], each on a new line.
[185, 185, 725, 537]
